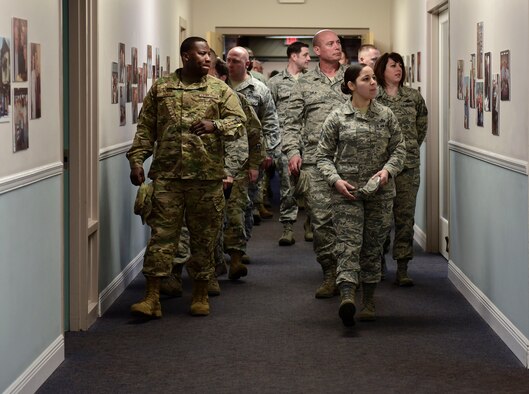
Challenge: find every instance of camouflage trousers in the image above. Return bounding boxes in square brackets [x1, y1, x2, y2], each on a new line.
[143, 178, 224, 281]
[383, 167, 420, 261]
[333, 194, 394, 285]
[276, 152, 298, 223]
[302, 164, 335, 270]
[223, 177, 250, 253]
[245, 170, 263, 239]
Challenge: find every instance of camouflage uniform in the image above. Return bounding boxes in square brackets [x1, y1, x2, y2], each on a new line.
[127, 70, 246, 281]
[376, 86, 428, 261]
[282, 64, 349, 271]
[228, 74, 281, 237]
[223, 93, 266, 254]
[268, 69, 307, 224]
[316, 100, 406, 285]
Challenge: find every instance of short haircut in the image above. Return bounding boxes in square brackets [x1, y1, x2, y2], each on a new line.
[180, 36, 207, 56]
[358, 44, 378, 57]
[373, 52, 406, 89]
[287, 41, 309, 58]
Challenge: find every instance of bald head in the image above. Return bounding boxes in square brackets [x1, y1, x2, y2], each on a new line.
[312, 29, 341, 64]
[226, 46, 251, 82]
[313, 29, 336, 47]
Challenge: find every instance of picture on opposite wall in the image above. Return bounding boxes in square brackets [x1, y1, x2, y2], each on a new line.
[119, 43, 125, 83]
[167, 56, 171, 75]
[457, 60, 464, 100]
[13, 17, 28, 82]
[111, 62, 118, 104]
[127, 64, 132, 102]
[131, 47, 138, 84]
[155, 47, 160, 79]
[417, 51, 421, 82]
[411, 53, 415, 83]
[476, 22, 484, 79]
[470, 53, 476, 108]
[464, 76, 469, 130]
[119, 85, 126, 126]
[475, 81, 484, 127]
[30, 43, 41, 119]
[484, 52, 491, 112]
[13, 87, 28, 152]
[0, 36, 10, 122]
[500, 50, 510, 101]
[132, 86, 138, 124]
[492, 73, 500, 135]
[147, 45, 152, 79]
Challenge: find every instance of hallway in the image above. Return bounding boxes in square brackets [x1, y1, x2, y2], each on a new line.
[38, 210, 529, 393]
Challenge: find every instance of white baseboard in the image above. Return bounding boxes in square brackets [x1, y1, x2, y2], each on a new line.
[413, 224, 427, 250]
[448, 260, 529, 367]
[99, 248, 145, 316]
[4, 335, 64, 394]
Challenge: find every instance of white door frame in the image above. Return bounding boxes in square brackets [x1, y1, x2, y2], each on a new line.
[425, 0, 449, 253]
[68, 0, 100, 331]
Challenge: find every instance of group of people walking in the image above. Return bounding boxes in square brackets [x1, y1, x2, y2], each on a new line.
[126, 28, 427, 327]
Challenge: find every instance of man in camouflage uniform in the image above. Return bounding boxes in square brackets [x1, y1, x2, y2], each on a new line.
[282, 30, 349, 298]
[213, 58, 266, 283]
[268, 41, 312, 246]
[358, 44, 380, 69]
[226, 46, 281, 262]
[126, 36, 246, 318]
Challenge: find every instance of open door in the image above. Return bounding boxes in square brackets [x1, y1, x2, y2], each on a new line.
[68, 0, 100, 331]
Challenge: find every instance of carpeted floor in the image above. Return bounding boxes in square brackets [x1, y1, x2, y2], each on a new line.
[38, 209, 529, 393]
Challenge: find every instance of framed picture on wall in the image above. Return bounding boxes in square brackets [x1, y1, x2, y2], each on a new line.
[477, 22, 484, 79]
[417, 51, 421, 82]
[30, 43, 41, 119]
[457, 60, 464, 100]
[13, 87, 28, 152]
[492, 73, 499, 135]
[127, 64, 132, 102]
[131, 47, 138, 84]
[476, 81, 484, 127]
[166, 56, 171, 74]
[119, 86, 125, 126]
[411, 53, 415, 83]
[132, 86, 138, 124]
[111, 62, 118, 104]
[0, 36, 10, 122]
[484, 52, 491, 111]
[464, 76, 469, 129]
[147, 44, 152, 79]
[118, 43, 125, 84]
[12, 17, 28, 82]
[500, 50, 510, 101]
[470, 54, 476, 108]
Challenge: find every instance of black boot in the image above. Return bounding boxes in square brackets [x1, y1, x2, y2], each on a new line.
[338, 282, 357, 327]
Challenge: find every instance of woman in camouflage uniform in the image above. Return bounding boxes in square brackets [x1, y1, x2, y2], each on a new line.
[374, 53, 428, 286]
[316, 63, 406, 327]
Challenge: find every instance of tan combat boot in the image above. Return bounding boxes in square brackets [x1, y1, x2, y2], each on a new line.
[315, 265, 338, 298]
[358, 282, 377, 321]
[258, 203, 274, 219]
[338, 282, 357, 327]
[160, 271, 183, 297]
[190, 280, 210, 316]
[131, 276, 162, 318]
[278, 221, 295, 246]
[304, 216, 313, 242]
[208, 277, 221, 296]
[228, 251, 248, 280]
[395, 259, 414, 287]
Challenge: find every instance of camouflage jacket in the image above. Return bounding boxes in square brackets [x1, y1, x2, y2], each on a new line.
[224, 93, 266, 180]
[228, 74, 281, 157]
[127, 69, 246, 180]
[376, 86, 428, 168]
[282, 63, 349, 164]
[267, 68, 306, 128]
[316, 100, 406, 200]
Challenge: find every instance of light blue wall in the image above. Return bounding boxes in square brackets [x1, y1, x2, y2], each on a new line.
[0, 176, 63, 392]
[450, 151, 529, 336]
[99, 153, 150, 292]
